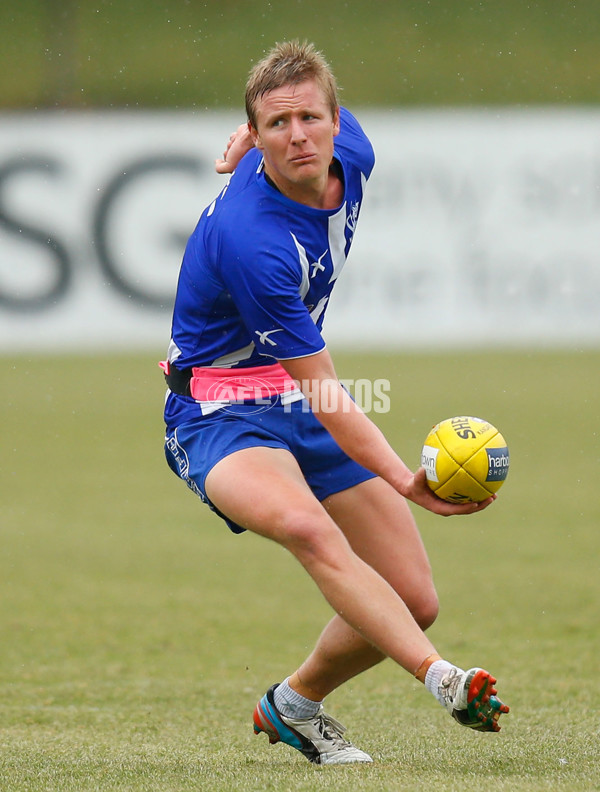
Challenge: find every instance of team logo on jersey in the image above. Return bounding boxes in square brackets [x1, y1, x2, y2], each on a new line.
[346, 201, 360, 239]
[255, 328, 283, 347]
[311, 249, 329, 278]
[290, 232, 330, 295]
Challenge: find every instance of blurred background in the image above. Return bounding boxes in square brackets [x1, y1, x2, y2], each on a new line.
[3, 0, 600, 109]
[1, 0, 600, 352]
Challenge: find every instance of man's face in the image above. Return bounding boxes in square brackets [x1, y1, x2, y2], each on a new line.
[249, 79, 340, 198]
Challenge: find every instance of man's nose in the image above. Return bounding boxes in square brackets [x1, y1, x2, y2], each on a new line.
[289, 117, 307, 143]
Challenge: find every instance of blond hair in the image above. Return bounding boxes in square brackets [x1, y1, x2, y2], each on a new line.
[245, 40, 339, 127]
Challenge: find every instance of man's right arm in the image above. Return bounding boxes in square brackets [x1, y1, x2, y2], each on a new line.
[215, 123, 255, 174]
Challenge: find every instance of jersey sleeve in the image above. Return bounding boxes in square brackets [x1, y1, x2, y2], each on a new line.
[336, 107, 376, 180]
[216, 231, 326, 360]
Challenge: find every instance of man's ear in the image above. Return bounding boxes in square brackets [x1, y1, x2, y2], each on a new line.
[332, 107, 341, 138]
[249, 121, 263, 151]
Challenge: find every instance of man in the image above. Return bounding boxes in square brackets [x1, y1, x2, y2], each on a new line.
[162, 40, 509, 765]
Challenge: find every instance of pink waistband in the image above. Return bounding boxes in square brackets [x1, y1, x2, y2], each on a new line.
[190, 363, 299, 402]
[163, 361, 299, 402]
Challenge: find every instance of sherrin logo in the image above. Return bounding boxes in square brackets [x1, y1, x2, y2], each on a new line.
[450, 415, 490, 440]
[486, 447, 510, 482]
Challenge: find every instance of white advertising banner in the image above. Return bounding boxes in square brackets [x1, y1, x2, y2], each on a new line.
[0, 109, 599, 352]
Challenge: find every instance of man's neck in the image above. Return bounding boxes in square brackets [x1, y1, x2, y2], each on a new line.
[264, 161, 344, 210]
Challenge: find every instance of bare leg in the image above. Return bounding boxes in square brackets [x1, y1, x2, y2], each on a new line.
[292, 477, 439, 699]
[205, 448, 437, 675]
[208, 448, 509, 737]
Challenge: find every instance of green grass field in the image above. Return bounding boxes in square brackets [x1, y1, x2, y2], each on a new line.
[1, 350, 599, 791]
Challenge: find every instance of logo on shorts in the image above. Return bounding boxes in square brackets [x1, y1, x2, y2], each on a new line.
[165, 434, 205, 500]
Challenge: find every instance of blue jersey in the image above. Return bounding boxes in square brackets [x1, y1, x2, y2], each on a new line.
[164, 107, 375, 428]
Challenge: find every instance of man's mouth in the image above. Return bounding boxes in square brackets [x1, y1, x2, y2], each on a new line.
[291, 152, 316, 163]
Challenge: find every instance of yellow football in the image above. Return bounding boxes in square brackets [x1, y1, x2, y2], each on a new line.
[420, 416, 509, 503]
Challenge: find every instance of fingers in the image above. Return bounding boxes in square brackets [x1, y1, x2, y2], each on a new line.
[214, 135, 237, 173]
[437, 493, 497, 516]
[413, 467, 428, 486]
[411, 467, 498, 516]
[214, 131, 237, 173]
[215, 158, 235, 174]
[214, 124, 254, 174]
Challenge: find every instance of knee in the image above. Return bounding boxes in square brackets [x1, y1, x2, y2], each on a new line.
[281, 510, 345, 567]
[411, 590, 439, 631]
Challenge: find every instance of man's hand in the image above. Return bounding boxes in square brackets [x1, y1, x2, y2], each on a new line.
[400, 467, 496, 516]
[215, 123, 254, 173]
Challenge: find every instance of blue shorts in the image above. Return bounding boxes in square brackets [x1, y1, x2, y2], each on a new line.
[164, 399, 376, 534]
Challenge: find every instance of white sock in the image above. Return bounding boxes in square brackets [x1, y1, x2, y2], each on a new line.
[273, 677, 322, 719]
[424, 659, 456, 706]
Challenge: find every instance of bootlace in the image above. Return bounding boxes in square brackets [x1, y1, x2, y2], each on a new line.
[315, 712, 353, 749]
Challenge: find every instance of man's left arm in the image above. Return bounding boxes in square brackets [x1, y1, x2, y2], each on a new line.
[280, 348, 495, 517]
